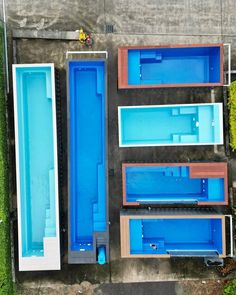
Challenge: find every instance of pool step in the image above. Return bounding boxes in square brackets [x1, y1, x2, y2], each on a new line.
[45, 227, 56, 237]
[46, 209, 51, 219]
[94, 221, 106, 232]
[45, 207, 56, 237]
[181, 166, 188, 177]
[164, 167, 188, 178]
[93, 203, 98, 214]
[45, 218, 55, 228]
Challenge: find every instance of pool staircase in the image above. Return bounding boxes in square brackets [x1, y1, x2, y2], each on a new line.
[44, 169, 56, 237]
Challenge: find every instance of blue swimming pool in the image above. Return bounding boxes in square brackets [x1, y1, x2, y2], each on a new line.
[123, 163, 227, 205]
[13, 64, 60, 271]
[119, 103, 223, 147]
[130, 218, 223, 256]
[68, 60, 108, 264]
[120, 212, 226, 258]
[118, 44, 223, 88]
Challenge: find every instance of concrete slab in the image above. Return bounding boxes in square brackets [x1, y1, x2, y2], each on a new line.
[12, 34, 228, 285]
[6, 0, 105, 32]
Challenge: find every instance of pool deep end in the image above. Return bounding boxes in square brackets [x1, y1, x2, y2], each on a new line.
[118, 44, 223, 89]
[68, 59, 108, 264]
[122, 163, 228, 206]
[120, 212, 226, 258]
[118, 103, 223, 147]
[13, 64, 60, 271]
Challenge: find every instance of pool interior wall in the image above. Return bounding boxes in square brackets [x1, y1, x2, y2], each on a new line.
[68, 59, 108, 264]
[120, 212, 226, 258]
[119, 103, 223, 147]
[13, 64, 60, 271]
[130, 218, 223, 255]
[118, 44, 223, 88]
[122, 163, 228, 205]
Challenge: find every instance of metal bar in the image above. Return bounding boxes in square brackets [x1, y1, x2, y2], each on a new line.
[224, 43, 231, 86]
[225, 215, 233, 257]
[66, 51, 108, 59]
[2, 0, 9, 93]
[226, 70, 236, 74]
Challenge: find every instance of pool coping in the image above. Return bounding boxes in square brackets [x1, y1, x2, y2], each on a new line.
[67, 58, 109, 264]
[122, 162, 228, 206]
[118, 43, 224, 89]
[13, 63, 61, 271]
[120, 211, 227, 258]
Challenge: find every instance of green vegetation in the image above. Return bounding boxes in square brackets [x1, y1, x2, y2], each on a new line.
[222, 279, 236, 295]
[228, 81, 236, 150]
[0, 23, 13, 295]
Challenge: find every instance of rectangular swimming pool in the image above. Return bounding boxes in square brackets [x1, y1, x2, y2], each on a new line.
[122, 163, 228, 206]
[68, 59, 108, 264]
[120, 211, 227, 258]
[13, 64, 60, 271]
[118, 44, 224, 88]
[118, 103, 223, 147]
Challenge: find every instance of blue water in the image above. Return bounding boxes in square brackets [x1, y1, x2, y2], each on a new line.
[128, 46, 221, 86]
[119, 104, 222, 146]
[130, 218, 223, 255]
[69, 61, 106, 253]
[125, 166, 224, 204]
[15, 66, 56, 257]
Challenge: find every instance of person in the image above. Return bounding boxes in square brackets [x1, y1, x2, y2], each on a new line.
[85, 34, 93, 47]
[79, 28, 86, 43]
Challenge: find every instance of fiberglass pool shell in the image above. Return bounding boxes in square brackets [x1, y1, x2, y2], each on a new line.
[13, 64, 60, 271]
[118, 43, 223, 88]
[120, 212, 226, 258]
[118, 103, 223, 147]
[67, 59, 108, 264]
[122, 163, 228, 206]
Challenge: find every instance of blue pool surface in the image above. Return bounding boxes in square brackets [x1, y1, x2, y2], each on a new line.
[130, 218, 223, 256]
[119, 104, 223, 147]
[69, 60, 107, 255]
[128, 46, 221, 86]
[125, 166, 225, 204]
[15, 66, 56, 257]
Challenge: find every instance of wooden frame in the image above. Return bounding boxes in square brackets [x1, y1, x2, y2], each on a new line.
[120, 214, 226, 258]
[118, 43, 224, 89]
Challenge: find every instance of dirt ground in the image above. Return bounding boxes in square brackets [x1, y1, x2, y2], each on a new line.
[17, 279, 228, 295]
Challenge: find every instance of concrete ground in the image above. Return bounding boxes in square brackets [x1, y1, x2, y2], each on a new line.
[4, 0, 236, 293]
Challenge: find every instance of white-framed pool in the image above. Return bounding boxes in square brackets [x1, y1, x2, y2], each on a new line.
[13, 64, 60, 271]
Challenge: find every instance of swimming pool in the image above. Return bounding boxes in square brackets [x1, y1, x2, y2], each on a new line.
[13, 64, 60, 271]
[120, 211, 227, 258]
[122, 163, 228, 205]
[118, 103, 223, 147]
[68, 59, 108, 264]
[118, 44, 224, 88]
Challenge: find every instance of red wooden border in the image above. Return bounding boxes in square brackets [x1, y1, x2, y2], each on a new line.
[122, 162, 228, 206]
[118, 43, 224, 89]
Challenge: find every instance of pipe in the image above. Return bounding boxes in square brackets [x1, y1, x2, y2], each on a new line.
[66, 50, 108, 59]
[225, 215, 234, 258]
[224, 43, 231, 86]
[2, 0, 9, 93]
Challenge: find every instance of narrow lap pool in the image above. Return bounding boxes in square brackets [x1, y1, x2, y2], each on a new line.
[118, 44, 223, 88]
[118, 103, 223, 147]
[120, 211, 227, 258]
[122, 163, 228, 205]
[68, 59, 108, 264]
[13, 64, 60, 271]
